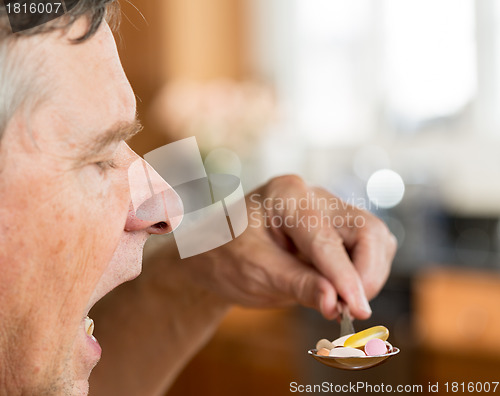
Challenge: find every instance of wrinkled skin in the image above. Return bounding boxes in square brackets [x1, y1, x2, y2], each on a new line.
[0, 21, 181, 395]
[184, 176, 397, 320]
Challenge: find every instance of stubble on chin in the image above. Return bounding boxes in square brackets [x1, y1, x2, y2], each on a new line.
[15, 359, 78, 396]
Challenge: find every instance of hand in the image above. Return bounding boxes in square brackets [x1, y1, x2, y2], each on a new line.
[183, 175, 397, 320]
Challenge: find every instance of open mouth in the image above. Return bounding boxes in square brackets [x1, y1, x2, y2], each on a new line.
[81, 314, 101, 369]
[84, 316, 94, 337]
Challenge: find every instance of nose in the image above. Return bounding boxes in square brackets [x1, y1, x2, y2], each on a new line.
[126, 157, 184, 235]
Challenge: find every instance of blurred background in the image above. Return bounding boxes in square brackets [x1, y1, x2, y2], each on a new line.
[117, 0, 500, 394]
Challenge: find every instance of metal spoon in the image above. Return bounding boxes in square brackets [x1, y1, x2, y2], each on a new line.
[308, 304, 400, 370]
[339, 303, 355, 337]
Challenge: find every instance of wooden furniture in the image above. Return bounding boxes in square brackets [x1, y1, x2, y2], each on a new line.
[413, 268, 500, 383]
[167, 308, 302, 396]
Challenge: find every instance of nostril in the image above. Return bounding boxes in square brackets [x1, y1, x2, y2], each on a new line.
[153, 221, 168, 230]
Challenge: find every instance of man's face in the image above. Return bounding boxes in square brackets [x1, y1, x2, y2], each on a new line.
[0, 20, 182, 395]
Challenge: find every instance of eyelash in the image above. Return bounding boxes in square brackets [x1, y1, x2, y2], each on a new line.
[95, 159, 118, 172]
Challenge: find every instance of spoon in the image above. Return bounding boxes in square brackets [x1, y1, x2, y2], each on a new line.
[308, 304, 400, 370]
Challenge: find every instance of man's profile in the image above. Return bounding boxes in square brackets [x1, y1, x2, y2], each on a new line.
[0, 2, 396, 395]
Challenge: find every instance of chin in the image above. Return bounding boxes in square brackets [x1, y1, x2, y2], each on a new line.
[73, 380, 90, 396]
[67, 322, 102, 396]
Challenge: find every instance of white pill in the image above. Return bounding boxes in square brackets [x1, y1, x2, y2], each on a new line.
[329, 347, 366, 357]
[332, 334, 354, 347]
[316, 339, 334, 350]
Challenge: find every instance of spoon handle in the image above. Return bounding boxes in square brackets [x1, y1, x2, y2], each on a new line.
[339, 303, 355, 337]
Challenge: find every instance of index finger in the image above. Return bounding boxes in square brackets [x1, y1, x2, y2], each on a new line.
[312, 187, 396, 300]
[284, 212, 373, 320]
[264, 177, 372, 319]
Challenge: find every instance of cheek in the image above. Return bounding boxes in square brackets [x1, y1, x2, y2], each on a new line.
[9, 164, 131, 313]
[78, 166, 129, 217]
[0, 162, 132, 379]
[75, 167, 131, 263]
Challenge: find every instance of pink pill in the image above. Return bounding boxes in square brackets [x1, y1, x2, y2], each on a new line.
[364, 338, 387, 356]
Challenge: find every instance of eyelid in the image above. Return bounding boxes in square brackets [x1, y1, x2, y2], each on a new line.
[96, 140, 123, 161]
[97, 159, 118, 168]
[94, 140, 130, 170]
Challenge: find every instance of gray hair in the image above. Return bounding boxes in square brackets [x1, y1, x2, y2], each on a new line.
[0, 0, 119, 140]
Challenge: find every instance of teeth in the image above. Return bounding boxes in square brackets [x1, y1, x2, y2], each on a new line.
[84, 316, 94, 336]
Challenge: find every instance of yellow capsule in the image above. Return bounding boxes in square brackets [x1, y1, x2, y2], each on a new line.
[343, 326, 389, 349]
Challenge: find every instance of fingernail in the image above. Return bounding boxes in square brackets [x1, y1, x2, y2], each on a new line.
[359, 294, 372, 316]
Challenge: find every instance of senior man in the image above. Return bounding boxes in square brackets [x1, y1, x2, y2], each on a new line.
[0, 1, 396, 395]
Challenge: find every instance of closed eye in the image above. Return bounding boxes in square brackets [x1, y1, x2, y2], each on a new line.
[95, 159, 118, 171]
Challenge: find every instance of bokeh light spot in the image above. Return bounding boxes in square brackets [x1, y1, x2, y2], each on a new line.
[366, 169, 405, 209]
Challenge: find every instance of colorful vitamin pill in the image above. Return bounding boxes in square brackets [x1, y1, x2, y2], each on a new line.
[344, 326, 389, 349]
[316, 339, 334, 350]
[364, 338, 387, 356]
[317, 348, 330, 356]
[332, 334, 353, 347]
[329, 347, 366, 357]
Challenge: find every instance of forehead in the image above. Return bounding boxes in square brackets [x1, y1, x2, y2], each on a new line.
[31, 19, 136, 149]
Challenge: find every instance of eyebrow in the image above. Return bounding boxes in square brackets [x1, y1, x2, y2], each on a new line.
[79, 118, 143, 161]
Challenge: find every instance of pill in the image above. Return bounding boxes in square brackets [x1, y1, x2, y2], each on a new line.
[316, 338, 334, 350]
[364, 338, 387, 356]
[331, 334, 354, 347]
[317, 348, 331, 356]
[329, 347, 366, 357]
[344, 326, 389, 349]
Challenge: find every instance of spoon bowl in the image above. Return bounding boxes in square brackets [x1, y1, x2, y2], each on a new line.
[308, 347, 400, 370]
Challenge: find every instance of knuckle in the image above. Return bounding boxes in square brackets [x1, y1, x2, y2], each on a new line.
[269, 174, 306, 192]
[310, 228, 343, 260]
[368, 217, 391, 239]
[387, 232, 398, 255]
[278, 174, 304, 184]
[373, 218, 398, 257]
[362, 263, 391, 300]
[363, 217, 398, 258]
[311, 227, 341, 249]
